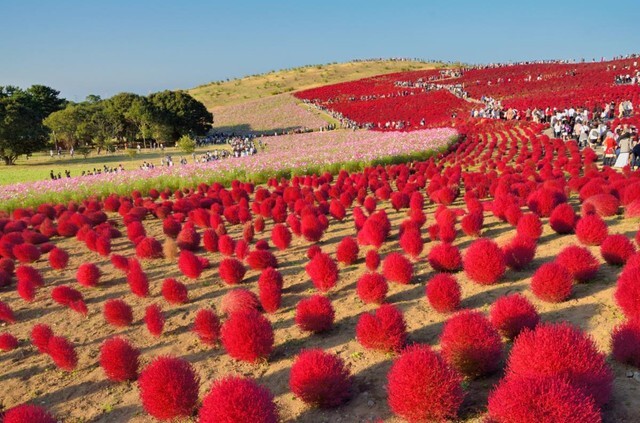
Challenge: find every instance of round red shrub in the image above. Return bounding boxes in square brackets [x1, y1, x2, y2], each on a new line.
[300, 214, 324, 242]
[356, 272, 388, 304]
[527, 187, 566, 217]
[295, 295, 334, 333]
[258, 269, 282, 313]
[583, 193, 620, 217]
[575, 214, 609, 246]
[306, 244, 321, 259]
[47, 335, 77, 371]
[16, 264, 44, 287]
[138, 356, 200, 420]
[502, 235, 537, 271]
[461, 211, 483, 237]
[0, 332, 19, 351]
[463, 238, 506, 285]
[399, 226, 423, 259]
[17, 278, 36, 302]
[135, 237, 164, 259]
[615, 270, 640, 320]
[176, 222, 200, 251]
[382, 253, 413, 285]
[2, 405, 57, 423]
[48, 247, 69, 270]
[427, 243, 462, 272]
[51, 285, 87, 316]
[178, 250, 203, 279]
[305, 252, 338, 292]
[365, 249, 380, 271]
[219, 258, 246, 285]
[336, 236, 359, 265]
[387, 344, 463, 422]
[0, 300, 16, 324]
[199, 376, 279, 423]
[549, 203, 577, 234]
[556, 245, 599, 283]
[611, 319, 640, 368]
[487, 376, 602, 423]
[104, 299, 134, 327]
[163, 218, 182, 238]
[517, 213, 543, 240]
[193, 308, 221, 345]
[289, 349, 352, 408]
[246, 250, 278, 270]
[220, 288, 260, 315]
[161, 278, 189, 304]
[600, 234, 636, 265]
[30, 323, 53, 354]
[531, 262, 573, 303]
[506, 323, 613, 406]
[76, 262, 100, 287]
[13, 243, 41, 263]
[145, 304, 164, 337]
[127, 259, 149, 297]
[271, 223, 291, 251]
[100, 336, 140, 382]
[356, 304, 407, 353]
[489, 293, 540, 339]
[440, 310, 503, 378]
[110, 253, 130, 272]
[221, 310, 274, 363]
[218, 234, 235, 256]
[425, 273, 461, 313]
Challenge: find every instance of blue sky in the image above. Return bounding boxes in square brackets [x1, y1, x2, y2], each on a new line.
[2, 0, 639, 100]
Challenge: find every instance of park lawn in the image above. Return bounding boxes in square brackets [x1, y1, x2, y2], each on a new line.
[0, 145, 232, 186]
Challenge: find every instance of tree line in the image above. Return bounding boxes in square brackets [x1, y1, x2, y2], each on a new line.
[0, 85, 213, 165]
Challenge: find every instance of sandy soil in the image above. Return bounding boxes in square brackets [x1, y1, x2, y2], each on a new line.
[1, 193, 639, 422]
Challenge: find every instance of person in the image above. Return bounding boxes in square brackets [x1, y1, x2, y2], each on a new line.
[603, 133, 617, 166]
[588, 126, 600, 147]
[50, 170, 55, 180]
[49, 149, 54, 158]
[614, 131, 632, 167]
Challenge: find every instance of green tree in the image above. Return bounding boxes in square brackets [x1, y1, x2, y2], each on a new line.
[176, 134, 196, 154]
[0, 86, 52, 164]
[148, 90, 213, 140]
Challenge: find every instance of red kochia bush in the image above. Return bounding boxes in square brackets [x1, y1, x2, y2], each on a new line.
[0, 300, 16, 324]
[0, 332, 19, 351]
[221, 289, 260, 315]
[17, 278, 36, 302]
[176, 222, 200, 251]
[356, 304, 407, 352]
[31, 323, 53, 353]
[161, 278, 189, 304]
[178, 250, 203, 279]
[199, 376, 279, 423]
[258, 269, 282, 313]
[600, 234, 636, 265]
[575, 214, 609, 246]
[502, 235, 537, 271]
[489, 294, 540, 339]
[550, 203, 578, 234]
[461, 211, 483, 237]
[104, 299, 134, 327]
[399, 226, 423, 259]
[138, 356, 200, 420]
[336, 236, 359, 265]
[246, 250, 278, 270]
[193, 308, 221, 345]
[221, 310, 274, 363]
[110, 253, 130, 272]
[289, 349, 353, 408]
[440, 310, 503, 378]
[425, 273, 461, 313]
[16, 264, 44, 287]
[76, 262, 100, 287]
[48, 247, 69, 270]
[47, 335, 78, 371]
[127, 259, 149, 297]
[516, 213, 543, 240]
[219, 258, 246, 285]
[365, 249, 380, 271]
[487, 376, 602, 423]
[13, 243, 41, 263]
[506, 323, 613, 407]
[295, 295, 335, 333]
[463, 238, 505, 285]
[556, 245, 599, 283]
[531, 262, 574, 303]
[382, 253, 413, 285]
[387, 344, 463, 422]
[100, 337, 140, 382]
[218, 234, 235, 256]
[427, 243, 462, 272]
[1, 404, 57, 423]
[356, 272, 388, 304]
[583, 193, 620, 217]
[145, 304, 164, 337]
[305, 252, 339, 292]
[615, 270, 640, 320]
[611, 319, 640, 367]
[271, 223, 291, 250]
[300, 214, 324, 242]
[51, 285, 87, 315]
[135, 237, 164, 259]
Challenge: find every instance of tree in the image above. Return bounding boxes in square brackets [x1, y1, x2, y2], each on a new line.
[0, 86, 52, 164]
[177, 135, 196, 154]
[148, 90, 213, 140]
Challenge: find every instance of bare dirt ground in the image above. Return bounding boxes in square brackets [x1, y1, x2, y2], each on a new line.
[1, 193, 639, 422]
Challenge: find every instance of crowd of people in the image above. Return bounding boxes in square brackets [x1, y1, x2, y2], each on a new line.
[49, 164, 125, 180]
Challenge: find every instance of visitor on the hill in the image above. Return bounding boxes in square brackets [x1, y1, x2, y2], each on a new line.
[614, 130, 633, 167]
[603, 133, 617, 166]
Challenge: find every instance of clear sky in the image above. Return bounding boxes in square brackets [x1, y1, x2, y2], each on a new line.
[2, 0, 639, 101]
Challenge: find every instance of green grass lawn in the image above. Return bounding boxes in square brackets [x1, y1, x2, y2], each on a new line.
[0, 145, 232, 185]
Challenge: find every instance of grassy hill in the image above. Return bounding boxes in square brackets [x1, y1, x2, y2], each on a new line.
[188, 60, 442, 110]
